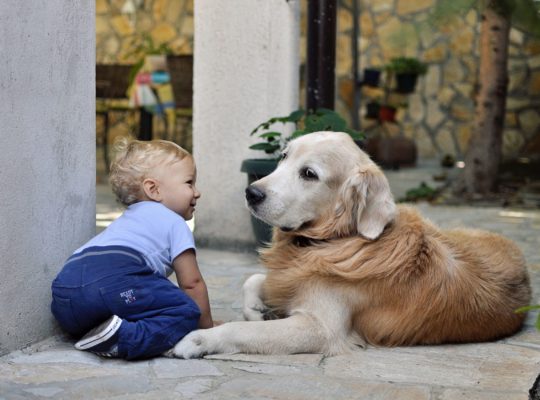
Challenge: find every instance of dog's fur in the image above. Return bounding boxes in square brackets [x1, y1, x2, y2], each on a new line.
[172, 131, 531, 358]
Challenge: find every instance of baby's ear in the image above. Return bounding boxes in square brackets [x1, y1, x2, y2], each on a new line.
[142, 178, 161, 201]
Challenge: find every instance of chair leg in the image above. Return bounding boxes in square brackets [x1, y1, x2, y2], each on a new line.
[103, 111, 110, 174]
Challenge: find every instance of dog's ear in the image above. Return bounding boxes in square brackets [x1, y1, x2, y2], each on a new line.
[338, 165, 396, 240]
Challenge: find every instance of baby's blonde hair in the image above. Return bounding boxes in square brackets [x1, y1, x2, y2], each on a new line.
[109, 137, 191, 206]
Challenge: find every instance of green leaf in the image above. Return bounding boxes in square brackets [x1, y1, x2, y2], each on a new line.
[259, 131, 282, 140]
[515, 304, 540, 313]
[344, 128, 365, 140]
[288, 109, 306, 122]
[249, 142, 280, 153]
[510, 0, 540, 37]
[289, 130, 307, 139]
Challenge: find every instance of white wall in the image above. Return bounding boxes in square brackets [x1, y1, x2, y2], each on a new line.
[193, 0, 300, 248]
[0, 1, 95, 354]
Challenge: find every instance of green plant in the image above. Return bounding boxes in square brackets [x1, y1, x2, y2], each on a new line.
[124, 33, 174, 85]
[249, 108, 364, 158]
[385, 57, 428, 75]
[400, 182, 438, 202]
[516, 305, 540, 330]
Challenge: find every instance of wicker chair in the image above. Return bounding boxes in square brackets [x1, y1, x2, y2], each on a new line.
[166, 55, 193, 151]
[96, 64, 134, 173]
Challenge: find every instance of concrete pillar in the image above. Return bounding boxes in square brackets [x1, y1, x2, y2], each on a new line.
[193, 0, 300, 249]
[0, 1, 95, 354]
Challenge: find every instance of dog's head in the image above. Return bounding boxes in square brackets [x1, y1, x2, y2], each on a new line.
[245, 131, 396, 240]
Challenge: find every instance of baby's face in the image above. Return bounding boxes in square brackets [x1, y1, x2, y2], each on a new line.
[154, 157, 201, 220]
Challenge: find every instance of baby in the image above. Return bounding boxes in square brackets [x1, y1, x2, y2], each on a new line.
[51, 138, 214, 360]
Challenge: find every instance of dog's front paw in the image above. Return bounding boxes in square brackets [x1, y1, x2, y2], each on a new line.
[243, 300, 268, 321]
[171, 330, 210, 359]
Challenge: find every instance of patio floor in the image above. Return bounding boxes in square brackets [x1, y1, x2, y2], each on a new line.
[1, 162, 539, 399]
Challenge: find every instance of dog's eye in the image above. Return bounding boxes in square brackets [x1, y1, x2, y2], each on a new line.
[280, 152, 287, 161]
[300, 167, 318, 181]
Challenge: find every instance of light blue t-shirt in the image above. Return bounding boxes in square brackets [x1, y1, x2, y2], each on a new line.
[76, 201, 195, 277]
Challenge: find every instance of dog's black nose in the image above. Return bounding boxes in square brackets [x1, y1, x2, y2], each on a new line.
[245, 185, 266, 206]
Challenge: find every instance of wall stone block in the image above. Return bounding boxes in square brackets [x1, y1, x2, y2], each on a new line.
[457, 123, 472, 155]
[378, 18, 419, 59]
[371, 0, 393, 14]
[338, 7, 353, 33]
[442, 58, 466, 83]
[111, 15, 133, 36]
[508, 66, 528, 93]
[151, 22, 177, 43]
[396, 0, 433, 16]
[518, 109, 540, 139]
[408, 94, 425, 123]
[528, 70, 540, 95]
[450, 102, 474, 122]
[503, 129, 525, 159]
[449, 27, 474, 55]
[423, 43, 447, 63]
[96, 0, 109, 14]
[505, 112, 518, 128]
[360, 12, 375, 37]
[424, 65, 441, 97]
[528, 54, 540, 69]
[524, 39, 540, 55]
[437, 87, 455, 107]
[426, 101, 445, 128]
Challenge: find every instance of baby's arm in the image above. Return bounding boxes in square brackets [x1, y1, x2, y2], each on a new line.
[173, 249, 214, 329]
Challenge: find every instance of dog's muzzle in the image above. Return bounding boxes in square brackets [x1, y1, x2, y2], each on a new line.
[245, 185, 266, 207]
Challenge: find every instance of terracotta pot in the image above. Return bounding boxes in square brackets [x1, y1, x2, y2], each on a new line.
[378, 105, 397, 122]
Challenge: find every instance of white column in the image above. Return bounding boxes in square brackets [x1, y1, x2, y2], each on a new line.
[0, 1, 95, 353]
[193, 0, 300, 248]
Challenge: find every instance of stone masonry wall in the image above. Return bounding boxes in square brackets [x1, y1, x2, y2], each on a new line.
[96, 0, 540, 160]
[335, 0, 540, 160]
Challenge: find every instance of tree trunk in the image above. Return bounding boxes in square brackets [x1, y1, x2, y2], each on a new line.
[459, 5, 510, 195]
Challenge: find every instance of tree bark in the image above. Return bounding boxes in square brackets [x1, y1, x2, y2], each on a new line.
[458, 5, 510, 195]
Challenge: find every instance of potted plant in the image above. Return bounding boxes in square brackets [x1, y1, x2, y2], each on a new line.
[365, 100, 381, 119]
[378, 104, 397, 122]
[385, 57, 428, 94]
[242, 108, 363, 244]
[362, 68, 382, 87]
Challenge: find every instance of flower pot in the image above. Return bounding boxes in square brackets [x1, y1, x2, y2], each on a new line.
[362, 68, 381, 87]
[240, 159, 279, 245]
[378, 105, 397, 122]
[395, 73, 419, 94]
[365, 102, 380, 119]
[372, 136, 417, 169]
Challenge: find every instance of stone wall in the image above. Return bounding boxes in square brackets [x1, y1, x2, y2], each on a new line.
[335, 0, 540, 160]
[96, 0, 540, 160]
[96, 0, 193, 63]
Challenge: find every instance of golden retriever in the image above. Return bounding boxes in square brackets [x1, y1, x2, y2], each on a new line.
[171, 131, 531, 358]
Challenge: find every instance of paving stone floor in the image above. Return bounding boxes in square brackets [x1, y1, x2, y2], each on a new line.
[1, 163, 539, 399]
